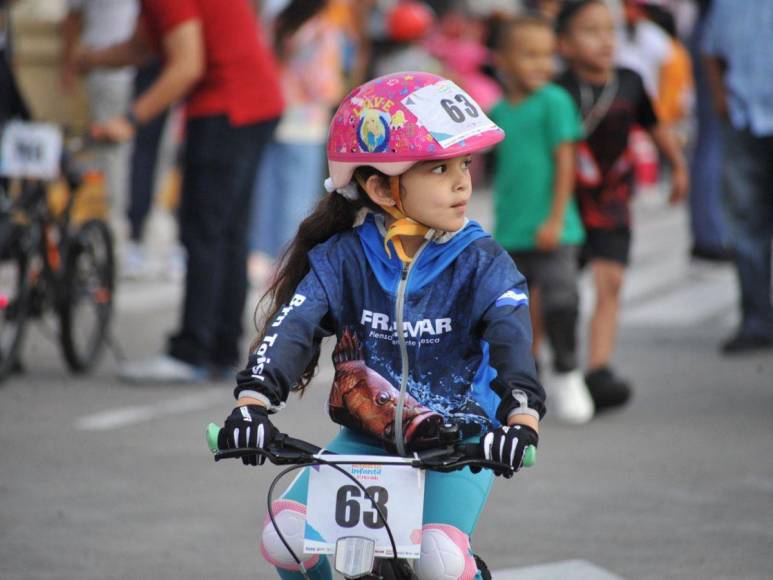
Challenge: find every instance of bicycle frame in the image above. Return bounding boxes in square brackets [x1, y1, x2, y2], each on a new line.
[10, 178, 78, 312]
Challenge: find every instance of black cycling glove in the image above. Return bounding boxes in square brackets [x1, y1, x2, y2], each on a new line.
[480, 424, 539, 478]
[218, 405, 276, 466]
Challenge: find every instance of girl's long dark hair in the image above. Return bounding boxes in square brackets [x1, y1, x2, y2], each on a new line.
[253, 169, 384, 395]
[273, 0, 327, 59]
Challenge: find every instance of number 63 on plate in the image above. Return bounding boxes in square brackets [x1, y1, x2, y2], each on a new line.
[304, 455, 425, 559]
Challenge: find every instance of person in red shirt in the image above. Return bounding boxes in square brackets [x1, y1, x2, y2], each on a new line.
[78, 0, 283, 382]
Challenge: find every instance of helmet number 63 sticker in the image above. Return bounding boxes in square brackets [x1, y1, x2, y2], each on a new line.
[441, 93, 479, 123]
[402, 80, 497, 149]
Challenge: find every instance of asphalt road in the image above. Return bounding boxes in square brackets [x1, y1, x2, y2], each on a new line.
[1, 190, 771, 580]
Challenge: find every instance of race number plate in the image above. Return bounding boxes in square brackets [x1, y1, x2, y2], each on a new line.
[402, 79, 498, 149]
[304, 455, 425, 559]
[0, 121, 63, 180]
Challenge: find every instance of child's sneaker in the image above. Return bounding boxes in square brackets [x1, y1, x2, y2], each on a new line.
[584, 366, 632, 410]
[550, 369, 595, 424]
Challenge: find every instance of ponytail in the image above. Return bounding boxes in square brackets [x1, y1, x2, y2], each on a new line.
[253, 173, 384, 395]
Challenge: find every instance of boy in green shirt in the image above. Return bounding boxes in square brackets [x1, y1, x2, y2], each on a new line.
[491, 14, 592, 424]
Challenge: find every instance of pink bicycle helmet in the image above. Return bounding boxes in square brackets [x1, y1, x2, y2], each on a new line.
[326, 71, 504, 192]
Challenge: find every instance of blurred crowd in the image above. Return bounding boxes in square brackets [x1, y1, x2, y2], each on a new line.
[1, 0, 771, 414]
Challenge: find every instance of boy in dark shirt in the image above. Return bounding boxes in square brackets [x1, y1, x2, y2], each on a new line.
[555, 0, 688, 410]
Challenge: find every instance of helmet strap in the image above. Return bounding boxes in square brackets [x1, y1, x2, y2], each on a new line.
[355, 174, 430, 263]
[381, 176, 431, 263]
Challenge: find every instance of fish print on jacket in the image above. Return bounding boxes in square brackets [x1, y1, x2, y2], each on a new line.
[328, 328, 444, 450]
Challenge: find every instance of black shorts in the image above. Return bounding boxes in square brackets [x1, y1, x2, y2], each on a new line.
[580, 227, 631, 267]
[509, 245, 580, 312]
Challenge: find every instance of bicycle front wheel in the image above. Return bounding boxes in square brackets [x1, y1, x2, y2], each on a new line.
[59, 219, 115, 372]
[0, 223, 34, 381]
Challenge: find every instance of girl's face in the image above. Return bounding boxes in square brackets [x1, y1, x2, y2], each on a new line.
[400, 155, 472, 232]
[559, 2, 616, 74]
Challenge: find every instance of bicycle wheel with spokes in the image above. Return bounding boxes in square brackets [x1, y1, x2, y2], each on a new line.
[59, 219, 115, 372]
[0, 223, 34, 381]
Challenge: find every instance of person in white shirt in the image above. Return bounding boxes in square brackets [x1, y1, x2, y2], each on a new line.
[609, 0, 672, 98]
[61, 0, 139, 239]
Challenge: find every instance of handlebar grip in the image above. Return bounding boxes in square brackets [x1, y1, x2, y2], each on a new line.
[457, 442, 537, 468]
[205, 423, 324, 458]
[522, 445, 537, 468]
[206, 422, 221, 454]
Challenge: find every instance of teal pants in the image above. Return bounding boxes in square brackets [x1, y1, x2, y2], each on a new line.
[263, 428, 493, 579]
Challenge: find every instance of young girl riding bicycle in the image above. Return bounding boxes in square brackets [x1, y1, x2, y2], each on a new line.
[218, 71, 545, 580]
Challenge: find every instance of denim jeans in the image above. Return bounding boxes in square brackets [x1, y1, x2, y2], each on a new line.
[688, 14, 728, 253]
[249, 140, 325, 258]
[168, 114, 278, 367]
[721, 125, 773, 339]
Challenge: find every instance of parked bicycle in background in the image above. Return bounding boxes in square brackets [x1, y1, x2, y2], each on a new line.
[0, 121, 114, 381]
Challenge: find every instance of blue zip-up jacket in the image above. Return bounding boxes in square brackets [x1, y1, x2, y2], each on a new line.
[236, 213, 545, 447]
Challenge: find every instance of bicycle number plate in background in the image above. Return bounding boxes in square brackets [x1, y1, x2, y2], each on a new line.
[401, 79, 498, 149]
[0, 121, 62, 180]
[305, 455, 425, 559]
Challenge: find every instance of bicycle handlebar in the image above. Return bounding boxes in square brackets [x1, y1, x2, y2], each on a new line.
[206, 423, 536, 472]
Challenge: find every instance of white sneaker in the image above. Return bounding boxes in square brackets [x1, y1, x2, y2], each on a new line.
[121, 241, 149, 280]
[550, 369, 595, 425]
[117, 354, 208, 384]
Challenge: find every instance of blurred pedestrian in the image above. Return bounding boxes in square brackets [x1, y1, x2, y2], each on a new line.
[490, 15, 591, 424]
[535, 0, 562, 22]
[123, 57, 174, 278]
[426, 10, 502, 112]
[613, 0, 672, 99]
[702, 0, 773, 354]
[77, 0, 283, 382]
[640, 3, 693, 140]
[61, 0, 139, 235]
[555, 0, 689, 410]
[372, 0, 441, 77]
[248, 0, 344, 287]
[686, 0, 728, 262]
[0, 0, 29, 124]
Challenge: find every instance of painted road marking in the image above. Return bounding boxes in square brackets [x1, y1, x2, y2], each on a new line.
[114, 281, 264, 314]
[75, 389, 226, 431]
[74, 366, 336, 431]
[579, 251, 735, 329]
[493, 559, 624, 579]
[622, 270, 735, 327]
[114, 281, 181, 313]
